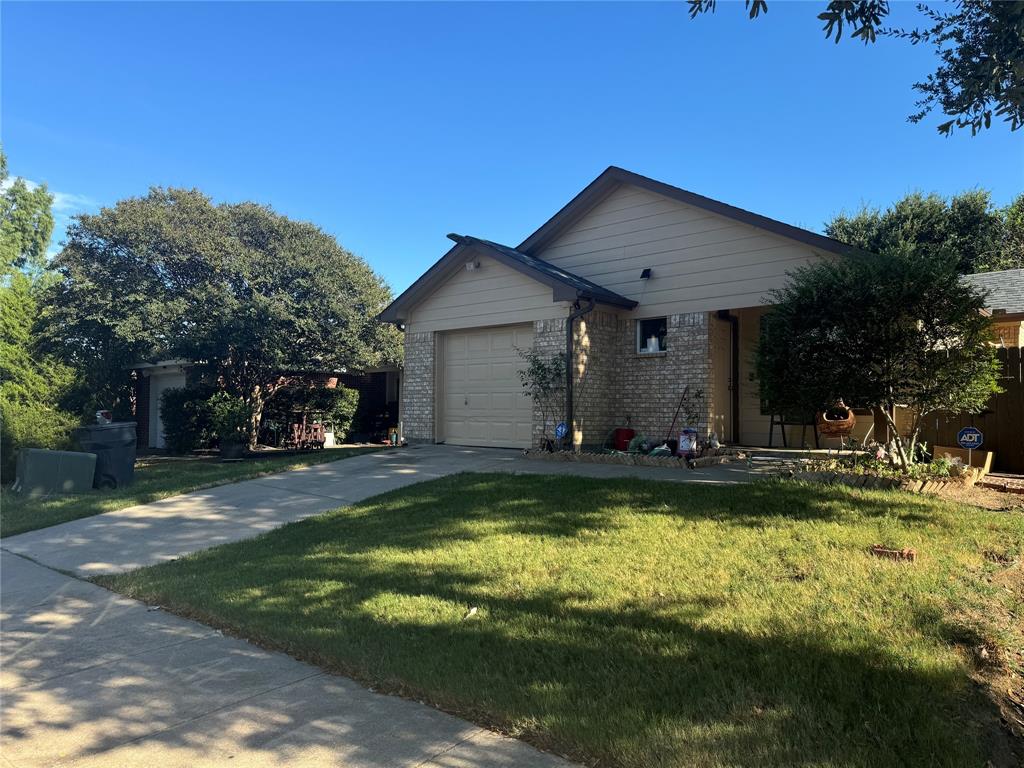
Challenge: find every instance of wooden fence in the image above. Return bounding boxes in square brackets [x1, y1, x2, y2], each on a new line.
[919, 347, 1024, 474]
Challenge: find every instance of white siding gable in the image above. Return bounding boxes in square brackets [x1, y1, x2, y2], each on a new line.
[534, 185, 830, 314]
[405, 254, 566, 334]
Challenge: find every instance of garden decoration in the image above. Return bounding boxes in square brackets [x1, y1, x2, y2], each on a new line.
[817, 399, 856, 437]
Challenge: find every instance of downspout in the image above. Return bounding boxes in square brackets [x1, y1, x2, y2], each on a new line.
[566, 295, 596, 450]
[716, 310, 740, 444]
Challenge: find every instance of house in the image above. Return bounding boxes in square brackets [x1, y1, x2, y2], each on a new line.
[131, 360, 400, 449]
[380, 167, 862, 450]
[962, 268, 1024, 347]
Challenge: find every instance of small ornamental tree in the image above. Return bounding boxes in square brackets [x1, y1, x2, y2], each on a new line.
[517, 347, 566, 450]
[757, 248, 1001, 471]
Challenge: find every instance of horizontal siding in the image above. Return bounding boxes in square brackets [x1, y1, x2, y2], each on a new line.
[406, 254, 567, 334]
[537, 185, 830, 315]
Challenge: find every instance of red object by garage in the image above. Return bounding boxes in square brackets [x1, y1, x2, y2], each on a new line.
[613, 428, 636, 451]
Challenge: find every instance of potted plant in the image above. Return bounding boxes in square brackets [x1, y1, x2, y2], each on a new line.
[208, 392, 253, 459]
[817, 399, 856, 438]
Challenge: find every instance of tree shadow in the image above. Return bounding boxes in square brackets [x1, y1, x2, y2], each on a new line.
[80, 472, 1020, 767]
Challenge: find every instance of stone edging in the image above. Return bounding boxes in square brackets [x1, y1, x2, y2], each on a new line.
[522, 450, 745, 469]
[788, 470, 976, 495]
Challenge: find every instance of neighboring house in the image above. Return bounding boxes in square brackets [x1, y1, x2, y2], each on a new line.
[962, 268, 1024, 347]
[131, 361, 400, 449]
[380, 166, 863, 450]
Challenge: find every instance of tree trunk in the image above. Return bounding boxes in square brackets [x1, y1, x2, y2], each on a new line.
[880, 406, 910, 471]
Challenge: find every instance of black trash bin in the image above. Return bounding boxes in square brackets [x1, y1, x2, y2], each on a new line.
[74, 422, 137, 489]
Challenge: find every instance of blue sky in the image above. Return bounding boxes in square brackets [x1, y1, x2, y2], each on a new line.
[3, 1, 1021, 294]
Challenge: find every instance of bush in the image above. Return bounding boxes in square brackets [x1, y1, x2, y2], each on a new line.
[159, 386, 216, 454]
[208, 392, 253, 446]
[262, 385, 360, 442]
[0, 396, 76, 483]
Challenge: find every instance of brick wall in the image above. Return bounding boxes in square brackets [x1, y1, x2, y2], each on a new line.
[571, 311, 711, 448]
[401, 331, 435, 443]
[573, 311, 627, 448]
[398, 312, 713, 450]
[531, 318, 566, 447]
[618, 312, 711, 443]
[134, 374, 150, 448]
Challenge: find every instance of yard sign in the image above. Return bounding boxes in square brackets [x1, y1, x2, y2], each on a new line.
[956, 426, 984, 451]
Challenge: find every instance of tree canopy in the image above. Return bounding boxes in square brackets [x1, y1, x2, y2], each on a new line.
[0, 148, 76, 481]
[687, 1, 1024, 136]
[757, 247, 1001, 469]
[825, 190, 1023, 274]
[1, 148, 54, 277]
[40, 188, 403, 435]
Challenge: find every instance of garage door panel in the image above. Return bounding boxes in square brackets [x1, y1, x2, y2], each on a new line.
[489, 331, 514, 351]
[441, 325, 535, 448]
[467, 363, 491, 381]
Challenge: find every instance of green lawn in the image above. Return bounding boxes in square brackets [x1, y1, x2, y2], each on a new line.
[98, 475, 1024, 767]
[1, 446, 382, 538]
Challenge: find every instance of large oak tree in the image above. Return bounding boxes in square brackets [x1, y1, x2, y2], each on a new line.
[40, 188, 402, 444]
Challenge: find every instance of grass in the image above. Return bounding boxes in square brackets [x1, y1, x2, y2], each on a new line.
[0, 446, 382, 538]
[98, 475, 1024, 767]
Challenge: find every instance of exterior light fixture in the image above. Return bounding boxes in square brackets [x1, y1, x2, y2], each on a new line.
[640, 268, 652, 279]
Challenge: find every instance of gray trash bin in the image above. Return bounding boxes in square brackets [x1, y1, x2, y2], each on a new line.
[74, 422, 137, 489]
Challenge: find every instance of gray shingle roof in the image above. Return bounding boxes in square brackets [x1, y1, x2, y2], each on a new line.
[962, 269, 1024, 314]
[450, 235, 637, 309]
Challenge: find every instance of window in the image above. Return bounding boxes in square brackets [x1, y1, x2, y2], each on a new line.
[636, 317, 667, 354]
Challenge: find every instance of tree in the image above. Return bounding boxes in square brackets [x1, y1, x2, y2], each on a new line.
[517, 346, 566, 450]
[687, 1, 1024, 136]
[826, 190, 1019, 274]
[41, 188, 403, 446]
[757, 247, 1001, 471]
[1001, 193, 1024, 270]
[1, 147, 55, 277]
[0, 149, 76, 480]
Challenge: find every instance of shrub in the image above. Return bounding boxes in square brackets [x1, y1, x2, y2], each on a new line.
[0, 396, 76, 483]
[208, 392, 253, 446]
[262, 385, 360, 442]
[159, 386, 216, 454]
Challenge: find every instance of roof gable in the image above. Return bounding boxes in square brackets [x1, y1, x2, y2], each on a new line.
[378, 234, 636, 324]
[517, 166, 857, 259]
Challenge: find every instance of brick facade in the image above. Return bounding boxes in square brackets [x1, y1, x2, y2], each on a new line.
[401, 312, 714, 451]
[400, 331, 435, 443]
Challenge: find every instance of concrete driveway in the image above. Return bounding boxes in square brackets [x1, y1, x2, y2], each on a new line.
[2, 444, 760, 578]
[1, 443, 760, 767]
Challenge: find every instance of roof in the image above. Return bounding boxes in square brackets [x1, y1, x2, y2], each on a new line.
[449, 235, 637, 309]
[378, 233, 637, 323]
[962, 269, 1024, 314]
[517, 166, 860, 258]
[379, 166, 862, 325]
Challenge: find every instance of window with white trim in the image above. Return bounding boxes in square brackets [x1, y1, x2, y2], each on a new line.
[636, 317, 668, 354]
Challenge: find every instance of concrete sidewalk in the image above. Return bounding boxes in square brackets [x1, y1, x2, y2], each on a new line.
[0, 553, 569, 767]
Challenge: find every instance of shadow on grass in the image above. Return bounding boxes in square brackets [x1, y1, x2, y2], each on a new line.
[81, 473, 1020, 767]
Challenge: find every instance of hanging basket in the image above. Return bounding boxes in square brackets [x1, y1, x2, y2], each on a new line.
[817, 400, 856, 437]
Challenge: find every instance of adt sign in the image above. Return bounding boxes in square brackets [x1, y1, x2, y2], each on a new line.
[555, 421, 568, 440]
[957, 426, 984, 451]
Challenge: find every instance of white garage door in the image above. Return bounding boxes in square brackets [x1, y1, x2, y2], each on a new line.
[442, 325, 535, 448]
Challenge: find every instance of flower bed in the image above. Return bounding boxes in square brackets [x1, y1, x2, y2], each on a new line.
[522, 448, 747, 469]
[787, 469, 979, 496]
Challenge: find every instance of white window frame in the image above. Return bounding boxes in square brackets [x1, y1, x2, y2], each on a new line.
[636, 317, 668, 355]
